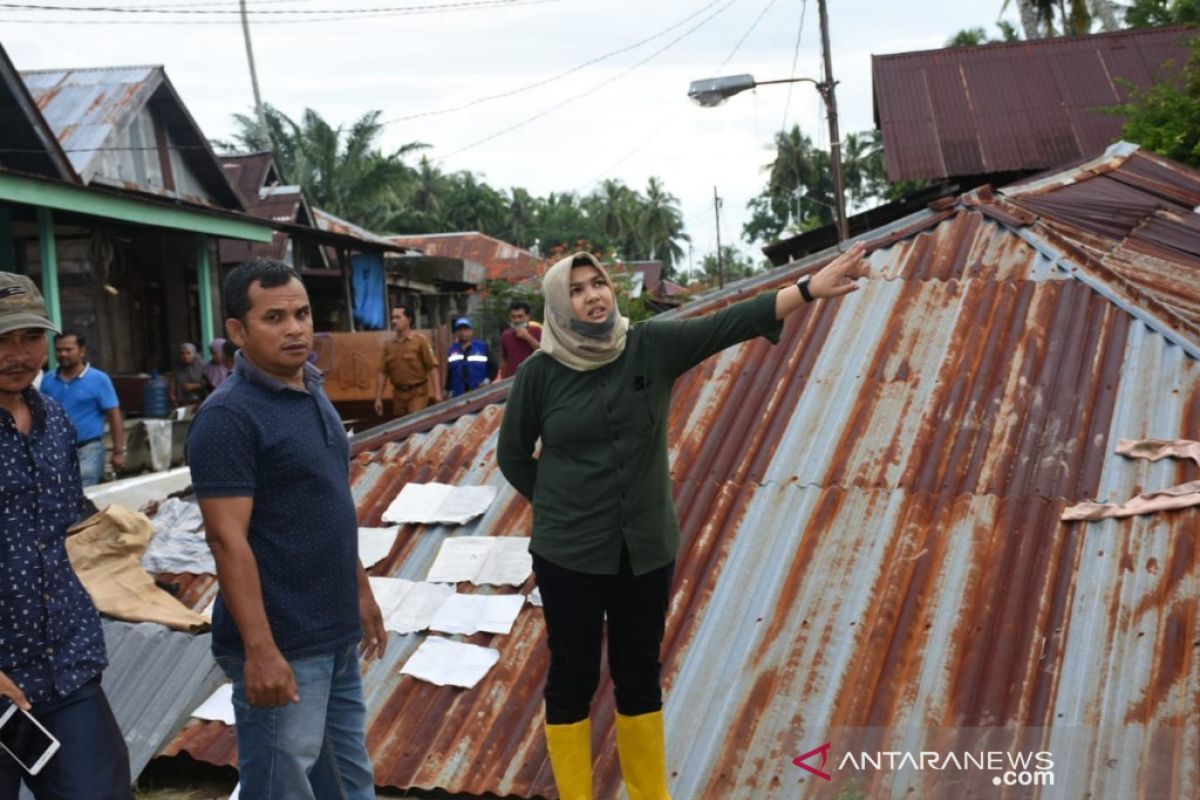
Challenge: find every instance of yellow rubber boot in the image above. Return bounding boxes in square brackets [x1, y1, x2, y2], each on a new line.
[615, 710, 672, 800]
[544, 719, 593, 800]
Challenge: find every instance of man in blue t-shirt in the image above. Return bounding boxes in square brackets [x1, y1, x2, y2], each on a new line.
[40, 333, 125, 487]
[187, 259, 385, 800]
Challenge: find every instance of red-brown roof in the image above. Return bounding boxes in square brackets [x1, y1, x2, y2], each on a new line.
[218, 152, 277, 207]
[389, 232, 543, 281]
[872, 25, 1196, 182]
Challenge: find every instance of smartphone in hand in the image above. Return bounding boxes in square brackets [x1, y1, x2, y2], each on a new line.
[0, 702, 60, 775]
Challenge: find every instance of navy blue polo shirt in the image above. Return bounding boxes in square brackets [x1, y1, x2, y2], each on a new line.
[0, 389, 107, 704]
[40, 364, 119, 444]
[186, 353, 360, 660]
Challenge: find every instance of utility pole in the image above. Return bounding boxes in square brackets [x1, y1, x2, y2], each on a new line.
[713, 186, 724, 289]
[817, 0, 848, 242]
[239, 0, 273, 152]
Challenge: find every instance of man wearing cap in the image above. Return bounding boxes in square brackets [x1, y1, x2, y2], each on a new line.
[445, 317, 496, 398]
[374, 305, 441, 418]
[0, 273, 132, 799]
[40, 332, 125, 487]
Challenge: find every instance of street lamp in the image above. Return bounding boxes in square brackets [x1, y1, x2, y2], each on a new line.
[689, 72, 849, 243]
[686, 0, 848, 241]
[686, 74, 821, 107]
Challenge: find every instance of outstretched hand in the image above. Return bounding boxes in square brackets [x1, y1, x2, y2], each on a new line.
[808, 241, 869, 299]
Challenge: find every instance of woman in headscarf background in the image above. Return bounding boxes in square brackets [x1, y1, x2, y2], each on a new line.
[498, 244, 868, 800]
[202, 337, 231, 391]
[169, 342, 207, 407]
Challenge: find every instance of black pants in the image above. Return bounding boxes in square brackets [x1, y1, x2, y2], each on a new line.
[0, 678, 131, 800]
[533, 550, 674, 725]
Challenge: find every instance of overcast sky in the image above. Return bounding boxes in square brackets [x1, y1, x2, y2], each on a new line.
[3, 0, 1021, 277]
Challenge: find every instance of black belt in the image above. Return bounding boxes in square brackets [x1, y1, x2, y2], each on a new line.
[394, 381, 426, 391]
[77, 437, 103, 447]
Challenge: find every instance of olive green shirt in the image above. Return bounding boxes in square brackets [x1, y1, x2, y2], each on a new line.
[497, 291, 783, 575]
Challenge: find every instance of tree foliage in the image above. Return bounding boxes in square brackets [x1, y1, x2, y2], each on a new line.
[217, 107, 691, 277]
[1124, 0, 1200, 27]
[1111, 37, 1200, 167]
[741, 127, 921, 247]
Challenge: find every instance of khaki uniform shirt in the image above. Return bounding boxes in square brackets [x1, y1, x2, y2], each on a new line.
[380, 334, 436, 389]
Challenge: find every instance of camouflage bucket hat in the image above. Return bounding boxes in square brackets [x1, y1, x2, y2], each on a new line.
[0, 272, 60, 336]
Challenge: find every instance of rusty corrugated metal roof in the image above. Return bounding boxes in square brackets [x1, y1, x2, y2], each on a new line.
[20, 65, 161, 181]
[872, 26, 1197, 182]
[0, 42, 77, 182]
[218, 151, 278, 207]
[152, 145, 1199, 798]
[313, 207, 413, 253]
[389, 231, 545, 281]
[19, 63, 243, 209]
[218, 186, 306, 264]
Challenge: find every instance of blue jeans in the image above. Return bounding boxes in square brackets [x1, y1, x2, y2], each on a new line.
[76, 440, 105, 488]
[215, 645, 375, 800]
[0, 678, 131, 800]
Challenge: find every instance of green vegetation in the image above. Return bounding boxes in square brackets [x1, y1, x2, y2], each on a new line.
[216, 107, 689, 276]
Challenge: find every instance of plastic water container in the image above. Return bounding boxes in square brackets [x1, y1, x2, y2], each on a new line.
[143, 370, 171, 418]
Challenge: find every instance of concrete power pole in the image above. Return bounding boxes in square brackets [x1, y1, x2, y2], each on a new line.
[239, 0, 273, 152]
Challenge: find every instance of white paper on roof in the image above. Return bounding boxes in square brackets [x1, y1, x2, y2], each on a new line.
[425, 536, 531, 586]
[191, 683, 234, 726]
[398, 637, 499, 689]
[381, 482, 497, 525]
[368, 577, 454, 634]
[429, 593, 525, 636]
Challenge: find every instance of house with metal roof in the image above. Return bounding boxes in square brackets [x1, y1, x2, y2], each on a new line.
[872, 25, 1196, 186]
[0, 45, 274, 388]
[104, 141, 1197, 798]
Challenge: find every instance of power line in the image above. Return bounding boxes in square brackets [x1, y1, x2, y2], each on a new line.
[0, 0, 552, 22]
[380, 0, 729, 126]
[1, 0, 533, 12]
[713, 0, 779, 74]
[780, 0, 807, 132]
[438, 0, 740, 162]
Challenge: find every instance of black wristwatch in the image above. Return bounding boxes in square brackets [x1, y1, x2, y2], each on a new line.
[796, 277, 814, 303]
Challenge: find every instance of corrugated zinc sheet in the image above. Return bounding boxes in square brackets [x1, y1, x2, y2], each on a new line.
[101, 621, 225, 780]
[20, 66, 161, 182]
[154, 148, 1199, 798]
[219, 152, 276, 207]
[872, 26, 1196, 182]
[389, 231, 545, 281]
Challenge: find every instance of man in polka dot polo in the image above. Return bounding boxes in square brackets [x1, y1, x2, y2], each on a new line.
[188, 259, 386, 800]
[0, 272, 132, 799]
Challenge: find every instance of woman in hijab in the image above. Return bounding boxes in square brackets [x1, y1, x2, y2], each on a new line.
[170, 342, 207, 407]
[498, 245, 867, 800]
[202, 337, 231, 391]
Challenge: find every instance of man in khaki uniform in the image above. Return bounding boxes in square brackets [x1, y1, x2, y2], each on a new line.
[374, 305, 441, 417]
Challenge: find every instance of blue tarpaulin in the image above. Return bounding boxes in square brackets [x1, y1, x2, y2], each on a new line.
[351, 253, 387, 330]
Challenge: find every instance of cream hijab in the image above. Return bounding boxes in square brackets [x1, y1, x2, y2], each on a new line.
[538, 252, 630, 371]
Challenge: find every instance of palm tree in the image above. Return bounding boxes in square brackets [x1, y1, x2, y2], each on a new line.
[635, 177, 688, 274]
[1000, 0, 1110, 37]
[765, 126, 835, 230]
[946, 27, 990, 46]
[586, 179, 637, 257]
[505, 187, 537, 248]
[219, 106, 426, 233]
[443, 171, 507, 234]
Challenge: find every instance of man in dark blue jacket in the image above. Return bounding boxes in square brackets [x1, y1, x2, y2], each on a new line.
[445, 317, 496, 398]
